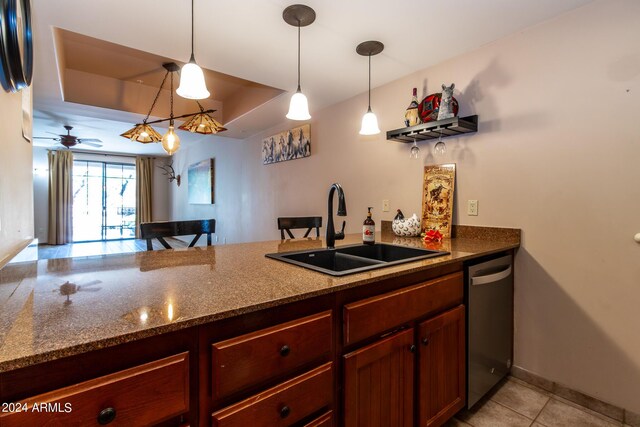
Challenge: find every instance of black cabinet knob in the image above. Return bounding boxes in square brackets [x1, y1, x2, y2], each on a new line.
[422, 337, 429, 346]
[280, 345, 291, 357]
[280, 405, 291, 419]
[409, 344, 417, 353]
[97, 407, 116, 425]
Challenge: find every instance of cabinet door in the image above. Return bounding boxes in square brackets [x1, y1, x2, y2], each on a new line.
[418, 305, 466, 427]
[343, 328, 414, 427]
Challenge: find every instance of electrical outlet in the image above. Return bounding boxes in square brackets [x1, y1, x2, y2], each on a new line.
[382, 200, 390, 212]
[467, 200, 478, 216]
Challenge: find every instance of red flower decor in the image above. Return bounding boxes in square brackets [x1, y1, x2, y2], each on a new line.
[422, 229, 443, 243]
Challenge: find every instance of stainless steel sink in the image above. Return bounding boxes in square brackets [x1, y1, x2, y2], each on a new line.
[266, 243, 449, 276]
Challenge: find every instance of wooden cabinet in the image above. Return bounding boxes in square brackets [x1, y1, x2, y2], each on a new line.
[343, 328, 415, 427]
[211, 311, 332, 399]
[211, 362, 332, 427]
[0, 352, 189, 427]
[343, 272, 463, 346]
[418, 305, 466, 427]
[342, 273, 466, 427]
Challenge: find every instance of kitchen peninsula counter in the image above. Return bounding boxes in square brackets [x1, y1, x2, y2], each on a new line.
[0, 226, 519, 373]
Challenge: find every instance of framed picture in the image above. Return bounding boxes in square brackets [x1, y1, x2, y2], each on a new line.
[421, 163, 456, 237]
[188, 158, 215, 204]
[262, 124, 310, 165]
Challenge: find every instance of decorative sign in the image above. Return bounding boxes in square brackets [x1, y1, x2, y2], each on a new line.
[262, 124, 310, 165]
[421, 164, 456, 237]
[188, 158, 214, 204]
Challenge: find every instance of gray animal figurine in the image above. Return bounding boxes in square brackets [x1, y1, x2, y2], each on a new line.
[437, 83, 455, 120]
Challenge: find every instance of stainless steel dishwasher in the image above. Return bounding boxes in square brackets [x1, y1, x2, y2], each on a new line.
[467, 253, 514, 408]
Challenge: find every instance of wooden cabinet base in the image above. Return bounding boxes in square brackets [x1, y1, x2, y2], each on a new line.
[212, 362, 333, 427]
[418, 305, 466, 427]
[0, 352, 189, 427]
[343, 329, 415, 427]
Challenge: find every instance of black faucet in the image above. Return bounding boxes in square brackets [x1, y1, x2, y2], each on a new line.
[326, 183, 347, 249]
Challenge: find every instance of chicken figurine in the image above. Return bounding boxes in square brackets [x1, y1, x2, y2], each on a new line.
[391, 209, 422, 237]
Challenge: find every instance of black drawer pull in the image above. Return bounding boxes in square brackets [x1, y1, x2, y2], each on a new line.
[280, 405, 291, 418]
[409, 344, 417, 353]
[97, 407, 116, 425]
[422, 337, 429, 346]
[280, 345, 291, 357]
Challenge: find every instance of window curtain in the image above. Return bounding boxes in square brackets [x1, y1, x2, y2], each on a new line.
[135, 157, 154, 238]
[47, 150, 73, 244]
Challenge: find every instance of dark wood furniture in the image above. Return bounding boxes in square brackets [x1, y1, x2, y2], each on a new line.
[0, 250, 516, 426]
[277, 216, 322, 239]
[140, 219, 216, 251]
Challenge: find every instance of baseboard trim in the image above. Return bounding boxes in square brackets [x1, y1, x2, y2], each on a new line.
[511, 365, 639, 426]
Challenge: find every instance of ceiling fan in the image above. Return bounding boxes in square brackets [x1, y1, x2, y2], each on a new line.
[33, 125, 103, 148]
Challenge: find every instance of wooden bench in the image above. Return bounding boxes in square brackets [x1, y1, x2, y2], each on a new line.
[140, 219, 216, 251]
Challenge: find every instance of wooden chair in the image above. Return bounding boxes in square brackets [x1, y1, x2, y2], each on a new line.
[277, 217, 322, 239]
[140, 219, 216, 251]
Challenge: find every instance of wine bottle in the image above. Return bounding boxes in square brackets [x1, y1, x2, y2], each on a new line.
[404, 88, 420, 127]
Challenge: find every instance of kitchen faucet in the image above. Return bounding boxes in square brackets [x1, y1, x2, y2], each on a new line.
[326, 183, 347, 249]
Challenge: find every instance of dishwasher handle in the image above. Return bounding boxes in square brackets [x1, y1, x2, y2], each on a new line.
[471, 265, 512, 286]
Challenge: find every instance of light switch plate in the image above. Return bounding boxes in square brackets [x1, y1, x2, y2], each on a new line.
[467, 200, 478, 216]
[382, 200, 390, 212]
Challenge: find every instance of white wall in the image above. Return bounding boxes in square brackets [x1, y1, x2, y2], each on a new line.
[0, 90, 34, 267]
[169, 0, 640, 412]
[33, 147, 171, 243]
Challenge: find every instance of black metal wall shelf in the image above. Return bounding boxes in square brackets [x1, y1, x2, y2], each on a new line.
[386, 115, 478, 143]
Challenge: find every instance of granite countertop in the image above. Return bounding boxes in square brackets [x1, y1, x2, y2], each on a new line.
[0, 226, 519, 373]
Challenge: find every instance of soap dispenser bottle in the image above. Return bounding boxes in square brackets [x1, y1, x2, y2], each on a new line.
[363, 207, 375, 245]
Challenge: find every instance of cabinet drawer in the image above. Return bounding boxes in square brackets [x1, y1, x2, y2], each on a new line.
[303, 410, 333, 427]
[212, 310, 332, 399]
[0, 352, 189, 427]
[212, 362, 333, 427]
[344, 272, 463, 346]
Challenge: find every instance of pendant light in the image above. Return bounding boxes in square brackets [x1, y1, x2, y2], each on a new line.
[283, 4, 315, 121]
[176, 0, 210, 100]
[162, 72, 181, 155]
[357, 41, 384, 135]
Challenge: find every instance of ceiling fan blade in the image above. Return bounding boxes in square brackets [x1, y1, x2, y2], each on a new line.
[46, 131, 65, 136]
[79, 141, 103, 148]
[33, 136, 57, 140]
[78, 138, 102, 143]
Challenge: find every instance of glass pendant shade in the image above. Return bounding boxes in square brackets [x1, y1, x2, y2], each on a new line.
[359, 107, 380, 135]
[286, 88, 311, 120]
[161, 125, 181, 155]
[179, 111, 226, 134]
[120, 123, 162, 143]
[177, 58, 210, 100]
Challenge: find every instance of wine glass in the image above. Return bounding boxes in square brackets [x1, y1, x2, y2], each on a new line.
[410, 139, 419, 159]
[434, 132, 446, 156]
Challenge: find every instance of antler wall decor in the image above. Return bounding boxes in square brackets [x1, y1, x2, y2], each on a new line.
[158, 161, 181, 186]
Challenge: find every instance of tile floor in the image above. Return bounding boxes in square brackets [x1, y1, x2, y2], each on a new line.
[447, 377, 633, 427]
[37, 238, 188, 260]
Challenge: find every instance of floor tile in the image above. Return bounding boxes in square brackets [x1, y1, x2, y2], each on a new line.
[443, 418, 473, 427]
[491, 378, 550, 419]
[458, 399, 532, 427]
[626, 410, 640, 427]
[537, 398, 621, 427]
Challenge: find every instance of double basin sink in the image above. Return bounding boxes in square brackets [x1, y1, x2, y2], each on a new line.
[266, 243, 449, 276]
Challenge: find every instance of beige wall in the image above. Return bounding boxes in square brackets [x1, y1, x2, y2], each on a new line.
[0, 90, 34, 267]
[169, 0, 640, 411]
[33, 147, 171, 243]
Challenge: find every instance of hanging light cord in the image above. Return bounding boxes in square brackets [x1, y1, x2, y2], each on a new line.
[190, 0, 195, 60]
[297, 23, 301, 90]
[144, 71, 169, 124]
[170, 72, 175, 124]
[368, 54, 372, 109]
